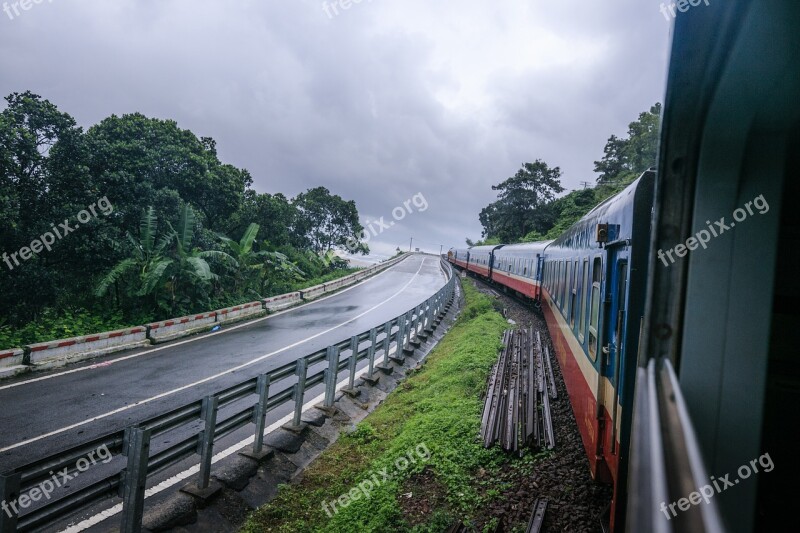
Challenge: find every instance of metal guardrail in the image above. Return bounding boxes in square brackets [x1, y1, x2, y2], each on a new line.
[0, 258, 455, 533]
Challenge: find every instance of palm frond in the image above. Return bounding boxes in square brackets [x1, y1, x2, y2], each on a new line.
[198, 249, 238, 268]
[139, 259, 173, 296]
[94, 258, 138, 297]
[186, 256, 212, 280]
[175, 205, 197, 250]
[139, 207, 158, 253]
[239, 223, 260, 254]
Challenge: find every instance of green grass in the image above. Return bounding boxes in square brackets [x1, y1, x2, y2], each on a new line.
[241, 281, 511, 532]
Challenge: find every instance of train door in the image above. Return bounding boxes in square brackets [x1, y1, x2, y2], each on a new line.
[607, 258, 627, 455]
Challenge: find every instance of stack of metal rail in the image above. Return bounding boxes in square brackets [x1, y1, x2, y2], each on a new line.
[480, 328, 556, 453]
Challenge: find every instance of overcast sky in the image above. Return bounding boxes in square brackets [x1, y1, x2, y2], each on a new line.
[0, 0, 672, 258]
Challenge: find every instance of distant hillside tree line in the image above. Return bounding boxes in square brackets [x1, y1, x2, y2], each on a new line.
[0, 91, 368, 345]
[473, 103, 661, 245]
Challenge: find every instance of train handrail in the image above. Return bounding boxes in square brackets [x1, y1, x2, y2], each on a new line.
[627, 358, 725, 533]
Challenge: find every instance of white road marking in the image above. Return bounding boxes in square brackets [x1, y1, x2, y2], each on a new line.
[57, 351, 392, 533]
[0, 257, 413, 393]
[0, 258, 428, 454]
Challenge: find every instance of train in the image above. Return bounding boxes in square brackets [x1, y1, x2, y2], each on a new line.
[447, 170, 654, 531]
[448, 4, 798, 531]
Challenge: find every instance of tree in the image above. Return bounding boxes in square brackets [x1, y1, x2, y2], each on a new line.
[95, 205, 232, 315]
[624, 103, 661, 173]
[84, 113, 250, 236]
[593, 135, 630, 184]
[291, 187, 367, 254]
[228, 191, 296, 248]
[0, 91, 92, 323]
[594, 103, 661, 184]
[479, 160, 564, 242]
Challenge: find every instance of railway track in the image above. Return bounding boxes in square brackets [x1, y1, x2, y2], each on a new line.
[480, 327, 556, 454]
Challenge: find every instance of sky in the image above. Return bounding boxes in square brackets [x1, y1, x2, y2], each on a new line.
[0, 0, 673, 259]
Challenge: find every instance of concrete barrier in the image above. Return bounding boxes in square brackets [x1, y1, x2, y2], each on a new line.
[300, 283, 326, 301]
[0, 348, 24, 367]
[264, 292, 301, 312]
[27, 327, 149, 367]
[215, 301, 265, 324]
[147, 312, 218, 344]
[0, 348, 26, 378]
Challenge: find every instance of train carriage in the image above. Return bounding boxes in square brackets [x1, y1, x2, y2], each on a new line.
[539, 171, 654, 530]
[448, 247, 471, 269]
[465, 244, 500, 278]
[491, 242, 551, 300]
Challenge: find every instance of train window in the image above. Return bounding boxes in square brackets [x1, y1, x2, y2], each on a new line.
[565, 261, 573, 318]
[579, 260, 589, 342]
[557, 261, 563, 307]
[570, 260, 578, 328]
[561, 261, 568, 310]
[588, 257, 602, 360]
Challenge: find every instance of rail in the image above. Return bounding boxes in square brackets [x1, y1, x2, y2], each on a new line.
[0, 259, 456, 533]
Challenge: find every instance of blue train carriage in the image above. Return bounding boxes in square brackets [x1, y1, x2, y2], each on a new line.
[539, 170, 655, 530]
[491, 242, 552, 301]
[465, 244, 501, 279]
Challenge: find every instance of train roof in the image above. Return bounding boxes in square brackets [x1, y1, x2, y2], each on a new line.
[468, 244, 503, 253]
[493, 241, 553, 253]
[547, 171, 654, 249]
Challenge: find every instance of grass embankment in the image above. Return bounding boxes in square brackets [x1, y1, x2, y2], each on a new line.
[241, 281, 512, 532]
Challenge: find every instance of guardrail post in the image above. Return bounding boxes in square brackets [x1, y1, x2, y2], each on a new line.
[396, 315, 406, 352]
[405, 310, 414, 345]
[382, 321, 392, 358]
[425, 298, 434, 332]
[324, 345, 340, 407]
[0, 473, 21, 532]
[243, 374, 272, 460]
[196, 396, 218, 490]
[365, 327, 378, 383]
[292, 358, 308, 427]
[120, 426, 151, 533]
[346, 335, 359, 391]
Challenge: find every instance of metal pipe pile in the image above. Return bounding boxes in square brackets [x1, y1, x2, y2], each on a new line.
[480, 328, 556, 454]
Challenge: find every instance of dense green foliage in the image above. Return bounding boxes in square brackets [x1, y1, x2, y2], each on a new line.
[0, 91, 368, 345]
[242, 281, 514, 532]
[476, 104, 661, 244]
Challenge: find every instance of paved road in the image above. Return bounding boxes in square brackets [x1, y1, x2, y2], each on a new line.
[0, 254, 446, 472]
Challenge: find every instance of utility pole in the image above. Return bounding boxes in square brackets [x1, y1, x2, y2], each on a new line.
[409, 237, 413, 252]
[439, 244, 443, 255]
[580, 181, 591, 189]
